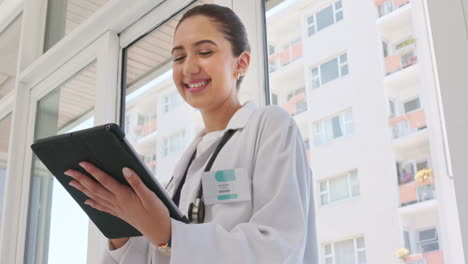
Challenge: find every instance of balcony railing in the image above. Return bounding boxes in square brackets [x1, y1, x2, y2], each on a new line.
[375, 0, 410, 17]
[282, 93, 307, 116]
[269, 40, 303, 73]
[389, 109, 426, 139]
[404, 250, 444, 264]
[384, 46, 417, 75]
[399, 177, 435, 207]
[133, 118, 157, 139]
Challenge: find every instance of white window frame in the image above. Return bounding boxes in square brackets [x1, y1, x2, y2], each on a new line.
[417, 227, 439, 253]
[313, 109, 353, 146]
[402, 96, 422, 114]
[0, 17, 119, 263]
[306, 0, 344, 37]
[319, 170, 360, 206]
[310, 52, 349, 90]
[0, 92, 15, 226]
[322, 236, 366, 264]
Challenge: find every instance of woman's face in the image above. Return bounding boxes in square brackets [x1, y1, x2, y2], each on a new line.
[172, 15, 245, 112]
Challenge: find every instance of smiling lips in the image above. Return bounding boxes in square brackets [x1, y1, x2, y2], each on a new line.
[184, 79, 211, 93]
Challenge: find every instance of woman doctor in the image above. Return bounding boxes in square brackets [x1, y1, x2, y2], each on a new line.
[65, 4, 317, 264]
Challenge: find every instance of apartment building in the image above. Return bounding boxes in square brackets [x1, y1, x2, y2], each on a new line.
[0, 0, 466, 263]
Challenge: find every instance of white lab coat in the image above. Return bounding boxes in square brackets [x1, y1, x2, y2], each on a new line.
[101, 101, 318, 264]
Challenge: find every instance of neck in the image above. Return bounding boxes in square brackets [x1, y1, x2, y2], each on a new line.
[201, 97, 242, 134]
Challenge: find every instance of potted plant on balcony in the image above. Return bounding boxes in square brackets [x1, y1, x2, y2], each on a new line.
[414, 168, 433, 182]
[395, 248, 410, 263]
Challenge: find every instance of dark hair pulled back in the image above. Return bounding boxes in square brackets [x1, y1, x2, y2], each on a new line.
[176, 4, 250, 88]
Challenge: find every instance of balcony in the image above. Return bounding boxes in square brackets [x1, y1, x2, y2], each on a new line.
[403, 250, 444, 264]
[269, 40, 303, 73]
[375, 0, 410, 18]
[389, 109, 426, 140]
[384, 42, 418, 76]
[399, 177, 435, 207]
[282, 93, 307, 117]
[133, 118, 157, 139]
[143, 154, 157, 174]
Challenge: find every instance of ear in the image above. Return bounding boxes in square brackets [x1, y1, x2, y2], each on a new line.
[235, 51, 251, 76]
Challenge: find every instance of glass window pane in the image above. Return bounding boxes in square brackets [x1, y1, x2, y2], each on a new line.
[265, 0, 454, 261]
[340, 53, 347, 63]
[324, 244, 332, 255]
[334, 239, 356, 264]
[307, 15, 315, 25]
[331, 116, 342, 138]
[0, 114, 12, 221]
[122, 0, 220, 186]
[403, 98, 421, 113]
[335, 1, 343, 10]
[341, 64, 349, 76]
[321, 58, 339, 85]
[320, 181, 327, 192]
[321, 194, 329, 205]
[356, 237, 365, 248]
[0, 15, 22, 100]
[335, 10, 344, 22]
[308, 26, 316, 36]
[357, 252, 366, 264]
[316, 6, 335, 31]
[349, 171, 360, 196]
[329, 175, 350, 202]
[43, 0, 110, 52]
[25, 62, 96, 264]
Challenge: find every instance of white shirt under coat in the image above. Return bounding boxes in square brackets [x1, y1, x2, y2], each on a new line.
[101, 101, 318, 264]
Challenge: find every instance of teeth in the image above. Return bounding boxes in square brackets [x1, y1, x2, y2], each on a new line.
[188, 81, 208, 88]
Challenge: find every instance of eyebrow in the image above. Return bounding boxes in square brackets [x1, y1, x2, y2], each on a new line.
[171, 40, 218, 54]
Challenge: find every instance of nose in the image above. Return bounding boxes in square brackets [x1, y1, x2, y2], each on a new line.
[183, 54, 200, 76]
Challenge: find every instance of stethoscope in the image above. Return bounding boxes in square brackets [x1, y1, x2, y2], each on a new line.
[168, 129, 237, 224]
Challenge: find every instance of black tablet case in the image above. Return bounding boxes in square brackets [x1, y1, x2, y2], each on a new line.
[31, 123, 189, 238]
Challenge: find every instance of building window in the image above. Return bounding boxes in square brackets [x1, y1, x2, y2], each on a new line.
[417, 228, 439, 253]
[287, 87, 306, 101]
[388, 99, 396, 118]
[162, 130, 186, 157]
[320, 170, 359, 206]
[311, 52, 349, 89]
[403, 97, 421, 113]
[323, 237, 366, 264]
[307, 0, 344, 37]
[313, 109, 353, 146]
[398, 160, 429, 184]
[164, 92, 184, 113]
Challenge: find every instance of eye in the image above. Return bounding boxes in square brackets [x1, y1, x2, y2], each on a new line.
[199, 51, 213, 56]
[173, 55, 186, 62]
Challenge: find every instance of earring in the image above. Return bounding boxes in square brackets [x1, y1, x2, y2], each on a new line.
[235, 72, 240, 81]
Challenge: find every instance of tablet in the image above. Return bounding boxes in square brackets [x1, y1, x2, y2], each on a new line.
[31, 123, 189, 239]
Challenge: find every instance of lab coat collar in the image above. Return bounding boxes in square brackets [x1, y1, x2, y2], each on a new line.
[197, 101, 258, 138]
[225, 101, 258, 131]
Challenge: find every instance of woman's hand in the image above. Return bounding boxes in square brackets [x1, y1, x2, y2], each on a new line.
[64, 162, 171, 248]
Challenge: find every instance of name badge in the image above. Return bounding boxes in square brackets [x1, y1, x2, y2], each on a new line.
[201, 168, 251, 205]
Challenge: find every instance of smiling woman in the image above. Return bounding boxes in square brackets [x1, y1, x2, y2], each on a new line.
[70, 3, 317, 264]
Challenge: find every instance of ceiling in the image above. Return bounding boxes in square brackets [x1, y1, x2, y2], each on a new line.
[0, 14, 21, 99]
[125, 0, 212, 87]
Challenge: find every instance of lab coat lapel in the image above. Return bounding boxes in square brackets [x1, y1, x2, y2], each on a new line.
[167, 134, 203, 198]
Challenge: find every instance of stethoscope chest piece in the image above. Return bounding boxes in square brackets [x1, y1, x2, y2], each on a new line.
[188, 197, 205, 223]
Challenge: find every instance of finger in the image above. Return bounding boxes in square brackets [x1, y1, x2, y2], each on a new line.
[69, 180, 115, 210]
[85, 199, 117, 216]
[65, 169, 116, 204]
[79, 161, 126, 194]
[122, 167, 156, 208]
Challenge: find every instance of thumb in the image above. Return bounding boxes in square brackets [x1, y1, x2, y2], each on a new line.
[123, 167, 156, 207]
